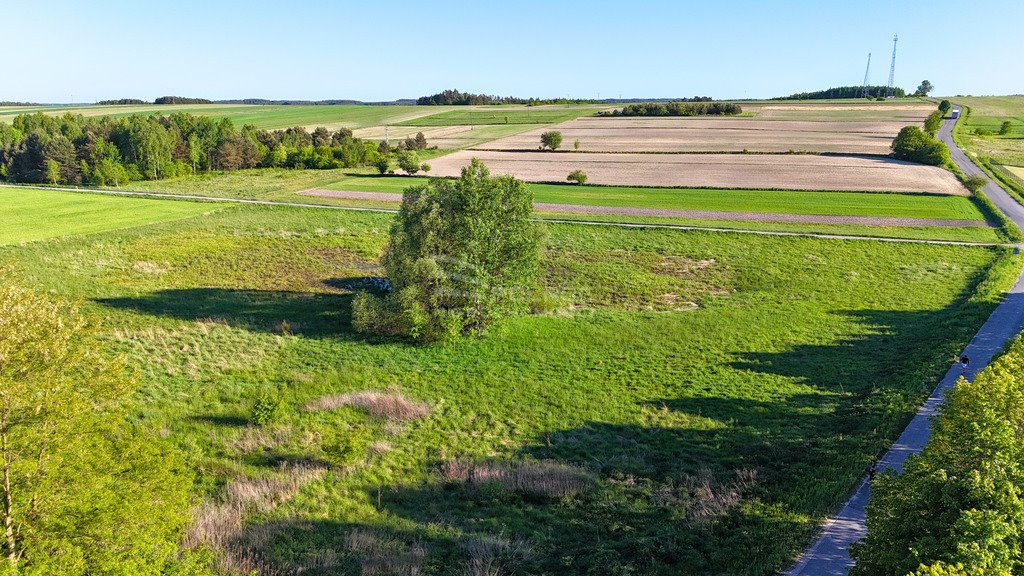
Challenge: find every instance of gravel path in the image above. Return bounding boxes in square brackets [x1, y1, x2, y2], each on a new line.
[300, 189, 989, 228]
[786, 107, 1024, 576]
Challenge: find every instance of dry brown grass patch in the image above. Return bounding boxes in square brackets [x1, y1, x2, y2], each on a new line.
[305, 388, 431, 422]
[185, 463, 326, 575]
[441, 459, 592, 499]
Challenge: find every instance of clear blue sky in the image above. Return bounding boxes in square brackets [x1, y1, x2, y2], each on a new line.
[6, 0, 1022, 103]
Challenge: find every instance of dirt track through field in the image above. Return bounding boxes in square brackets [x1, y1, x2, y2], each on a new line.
[299, 189, 989, 228]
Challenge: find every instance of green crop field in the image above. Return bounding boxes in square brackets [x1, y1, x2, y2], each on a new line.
[0, 104, 451, 130]
[952, 96, 1024, 166]
[1, 199, 1017, 575]
[0, 186, 222, 244]
[396, 106, 604, 126]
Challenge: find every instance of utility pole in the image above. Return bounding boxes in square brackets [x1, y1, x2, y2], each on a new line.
[886, 34, 898, 98]
[861, 53, 872, 98]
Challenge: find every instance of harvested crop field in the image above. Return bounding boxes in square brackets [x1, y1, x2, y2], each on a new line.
[352, 123, 547, 149]
[474, 117, 914, 154]
[749, 103, 935, 122]
[427, 151, 970, 195]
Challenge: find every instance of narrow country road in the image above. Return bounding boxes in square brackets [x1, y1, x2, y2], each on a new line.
[786, 107, 1024, 575]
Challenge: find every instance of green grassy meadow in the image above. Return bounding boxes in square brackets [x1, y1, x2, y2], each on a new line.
[1, 191, 1019, 574]
[951, 96, 1024, 166]
[0, 186, 222, 244]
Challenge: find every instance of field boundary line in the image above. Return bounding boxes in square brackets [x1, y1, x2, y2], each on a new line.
[0, 183, 1012, 248]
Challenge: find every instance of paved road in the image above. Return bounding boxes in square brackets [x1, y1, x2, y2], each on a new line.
[0, 183, 1009, 248]
[786, 108, 1024, 575]
[939, 107, 1024, 229]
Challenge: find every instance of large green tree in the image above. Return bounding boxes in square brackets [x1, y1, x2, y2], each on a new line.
[891, 126, 950, 166]
[851, 339, 1024, 575]
[353, 159, 544, 341]
[0, 281, 198, 575]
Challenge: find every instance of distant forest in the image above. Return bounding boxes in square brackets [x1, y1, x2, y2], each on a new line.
[773, 86, 907, 100]
[416, 89, 600, 106]
[0, 112, 399, 186]
[598, 101, 743, 117]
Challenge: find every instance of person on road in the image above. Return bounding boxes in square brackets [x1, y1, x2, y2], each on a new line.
[959, 355, 970, 371]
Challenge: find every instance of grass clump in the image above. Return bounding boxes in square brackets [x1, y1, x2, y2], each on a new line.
[305, 389, 431, 421]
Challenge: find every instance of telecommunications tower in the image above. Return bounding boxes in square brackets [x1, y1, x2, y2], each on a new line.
[886, 34, 898, 98]
[861, 53, 872, 98]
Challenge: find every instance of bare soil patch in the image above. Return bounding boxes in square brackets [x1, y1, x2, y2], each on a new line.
[420, 151, 970, 195]
[474, 117, 914, 154]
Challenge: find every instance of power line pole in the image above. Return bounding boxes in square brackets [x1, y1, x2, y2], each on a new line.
[886, 34, 898, 98]
[861, 53, 872, 98]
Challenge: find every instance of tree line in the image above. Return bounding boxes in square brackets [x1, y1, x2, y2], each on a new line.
[774, 86, 907, 100]
[0, 112, 401, 186]
[416, 89, 598, 106]
[597, 101, 743, 117]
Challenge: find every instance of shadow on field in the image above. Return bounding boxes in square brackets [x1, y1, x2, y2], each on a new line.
[96, 287, 358, 338]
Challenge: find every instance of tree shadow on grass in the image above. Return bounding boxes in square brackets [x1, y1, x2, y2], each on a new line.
[95, 281, 388, 341]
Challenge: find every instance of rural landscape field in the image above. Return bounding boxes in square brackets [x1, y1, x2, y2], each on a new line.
[3, 1, 1024, 575]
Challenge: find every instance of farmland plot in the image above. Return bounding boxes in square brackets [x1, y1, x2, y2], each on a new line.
[474, 117, 916, 154]
[427, 150, 970, 194]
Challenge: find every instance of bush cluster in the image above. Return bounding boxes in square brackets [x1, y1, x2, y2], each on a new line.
[774, 85, 906, 100]
[891, 126, 950, 166]
[353, 159, 544, 342]
[851, 337, 1024, 575]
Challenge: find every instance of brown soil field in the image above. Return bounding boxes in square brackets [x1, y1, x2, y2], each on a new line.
[472, 117, 914, 154]
[426, 151, 970, 195]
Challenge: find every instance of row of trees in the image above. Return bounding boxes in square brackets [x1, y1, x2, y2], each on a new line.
[0, 112, 404, 186]
[598, 101, 742, 117]
[774, 86, 908, 100]
[851, 336, 1024, 575]
[416, 89, 598, 106]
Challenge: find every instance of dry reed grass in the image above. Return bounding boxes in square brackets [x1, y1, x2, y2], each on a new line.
[305, 388, 431, 422]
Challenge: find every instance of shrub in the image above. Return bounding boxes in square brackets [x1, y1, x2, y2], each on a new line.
[924, 110, 944, 135]
[891, 126, 950, 166]
[566, 169, 587, 184]
[373, 157, 390, 174]
[325, 427, 372, 467]
[938, 100, 953, 115]
[251, 390, 283, 425]
[1000, 121, 1012, 135]
[352, 159, 544, 341]
[397, 150, 422, 175]
[964, 175, 988, 193]
[540, 131, 562, 151]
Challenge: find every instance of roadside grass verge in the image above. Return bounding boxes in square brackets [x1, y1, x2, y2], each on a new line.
[1, 204, 1017, 574]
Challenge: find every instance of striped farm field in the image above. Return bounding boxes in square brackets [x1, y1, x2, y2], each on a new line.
[426, 150, 970, 195]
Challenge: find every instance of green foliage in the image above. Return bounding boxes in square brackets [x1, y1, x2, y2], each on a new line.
[914, 80, 934, 97]
[925, 110, 944, 135]
[0, 279, 194, 575]
[0, 112, 384, 185]
[541, 130, 563, 151]
[250, 389, 283, 425]
[891, 126, 951, 166]
[775, 86, 907, 99]
[852, 336, 1024, 575]
[939, 100, 953, 114]
[566, 169, 587, 184]
[354, 159, 544, 341]
[396, 150, 422, 175]
[1000, 121, 1012, 136]
[909, 562, 1005, 576]
[601, 101, 743, 117]
[324, 427, 372, 467]
[965, 175, 989, 193]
